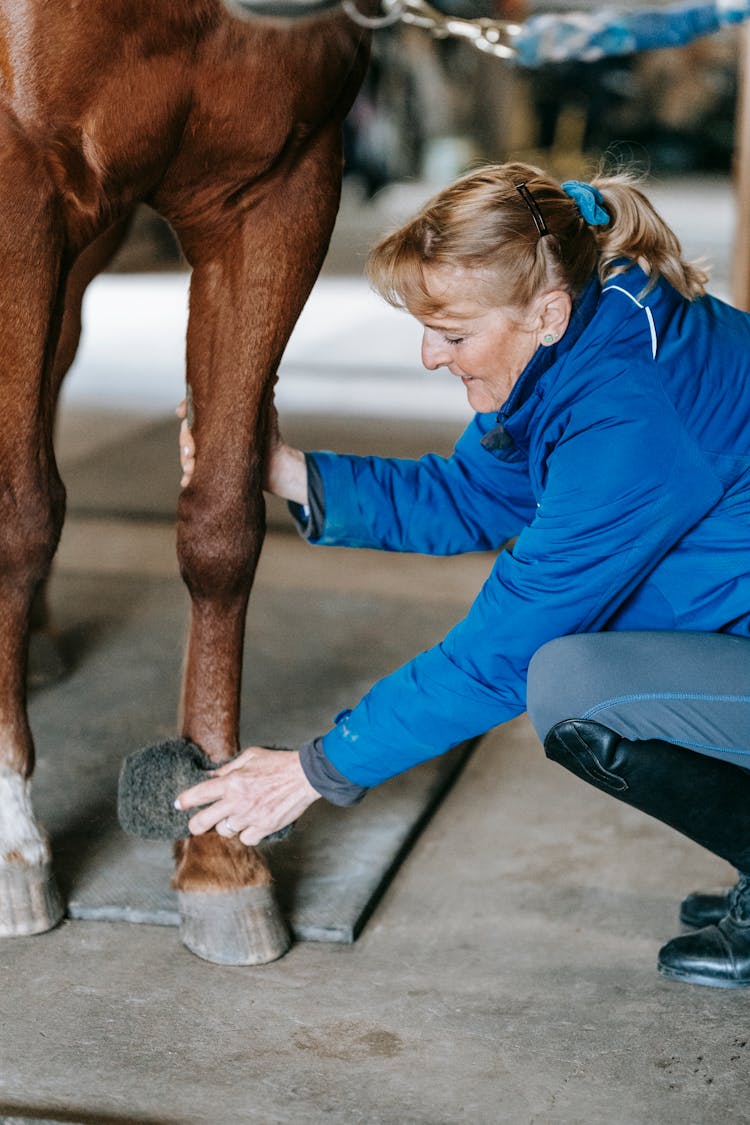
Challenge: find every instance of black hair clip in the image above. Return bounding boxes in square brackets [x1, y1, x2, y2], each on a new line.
[515, 181, 548, 237]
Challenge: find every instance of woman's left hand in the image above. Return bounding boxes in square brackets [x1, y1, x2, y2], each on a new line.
[176, 400, 195, 489]
[175, 747, 320, 846]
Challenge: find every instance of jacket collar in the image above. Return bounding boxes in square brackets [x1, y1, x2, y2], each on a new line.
[481, 272, 602, 458]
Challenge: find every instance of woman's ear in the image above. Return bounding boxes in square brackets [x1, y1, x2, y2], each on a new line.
[535, 290, 572, 347]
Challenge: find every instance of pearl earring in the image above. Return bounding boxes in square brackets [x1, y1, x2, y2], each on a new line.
[542, 333, 556, 345]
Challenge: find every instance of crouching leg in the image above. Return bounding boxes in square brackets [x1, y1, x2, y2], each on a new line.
[528, 632, 750, 989]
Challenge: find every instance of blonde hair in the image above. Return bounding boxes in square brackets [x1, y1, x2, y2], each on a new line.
[367, 161, 708, 317]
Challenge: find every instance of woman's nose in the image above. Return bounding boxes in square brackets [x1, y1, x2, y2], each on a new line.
[422, 329, 447, 370]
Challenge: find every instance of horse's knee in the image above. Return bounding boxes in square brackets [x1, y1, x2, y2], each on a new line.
[177, 491, 263, 601]
[0, 477, 65, 594]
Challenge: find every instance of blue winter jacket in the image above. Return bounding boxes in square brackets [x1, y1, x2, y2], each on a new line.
[303, 265, 750, 789]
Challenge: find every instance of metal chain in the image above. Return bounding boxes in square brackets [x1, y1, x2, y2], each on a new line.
[342, 0, 521, 57]
[341, 0, 407, 28]
[341, 0, 750, 66]
[226, 0, 748, 67]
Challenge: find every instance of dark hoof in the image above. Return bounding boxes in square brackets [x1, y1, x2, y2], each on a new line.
[177, 884, 291, 965]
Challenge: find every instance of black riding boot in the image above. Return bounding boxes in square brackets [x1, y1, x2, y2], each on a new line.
[679, 887, 734, 928]
[544, 719, 750, 988]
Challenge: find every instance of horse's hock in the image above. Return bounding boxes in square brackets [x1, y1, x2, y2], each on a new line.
[0, 2, 369, 963]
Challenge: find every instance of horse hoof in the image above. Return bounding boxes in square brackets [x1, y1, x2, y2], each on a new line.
[0, 861, 65, 936]
[177, 884, 291, 965]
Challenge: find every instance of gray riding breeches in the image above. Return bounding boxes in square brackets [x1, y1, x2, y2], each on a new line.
[526, 631, 750, 768]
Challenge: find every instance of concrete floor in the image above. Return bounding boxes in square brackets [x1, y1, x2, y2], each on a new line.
[1, 410, 747, 1125]
[2, 177, 749, 1123]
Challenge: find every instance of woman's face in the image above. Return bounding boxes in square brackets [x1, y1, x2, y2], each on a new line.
[416, 268, 544, 414]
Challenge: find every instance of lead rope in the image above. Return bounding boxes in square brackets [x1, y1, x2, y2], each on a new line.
[342, 0, 750, 66]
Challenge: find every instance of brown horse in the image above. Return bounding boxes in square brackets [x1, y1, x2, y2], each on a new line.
[0, 0, 369, 962]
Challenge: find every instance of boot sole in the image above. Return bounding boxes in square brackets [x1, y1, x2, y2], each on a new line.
[658, 962, 750, 989]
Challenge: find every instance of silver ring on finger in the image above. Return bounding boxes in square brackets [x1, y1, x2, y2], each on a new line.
[221, 817, 237, 836]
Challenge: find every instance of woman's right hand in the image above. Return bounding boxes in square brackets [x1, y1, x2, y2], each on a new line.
[263, 401, 308, 504]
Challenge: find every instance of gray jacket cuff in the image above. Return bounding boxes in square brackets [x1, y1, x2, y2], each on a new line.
[299, 737, 368, 807]
[287, 454, 325, 541]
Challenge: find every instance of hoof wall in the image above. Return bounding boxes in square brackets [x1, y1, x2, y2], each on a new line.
[0, 862, 64, 936]
[177, 884, 290, 965]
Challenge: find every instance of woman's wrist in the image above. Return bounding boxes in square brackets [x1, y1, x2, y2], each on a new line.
[266, 444, 308, 505]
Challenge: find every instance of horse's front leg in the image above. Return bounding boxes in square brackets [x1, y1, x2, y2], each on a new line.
[0, 114, 67, 935]
[169, 126, 343, 964]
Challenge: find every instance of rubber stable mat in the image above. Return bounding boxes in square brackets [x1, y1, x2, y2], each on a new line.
[30, 572, 474, 942]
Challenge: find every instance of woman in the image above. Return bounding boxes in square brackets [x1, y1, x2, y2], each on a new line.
[176, 162, 750, 988]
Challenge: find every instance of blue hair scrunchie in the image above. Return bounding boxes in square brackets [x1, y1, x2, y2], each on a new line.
[561, 180, 610, 227]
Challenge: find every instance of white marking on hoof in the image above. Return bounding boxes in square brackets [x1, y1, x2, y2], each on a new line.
[0, 765, 62, 935]
[0, 764, 50, 868]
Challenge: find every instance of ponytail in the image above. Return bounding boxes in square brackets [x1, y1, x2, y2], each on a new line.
[591, 171, 708, 300]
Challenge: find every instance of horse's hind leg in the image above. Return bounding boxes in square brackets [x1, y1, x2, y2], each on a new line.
[0, 113, 68, 935]
[167, 123, 344, 964]
[28, 215, 133, 689]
